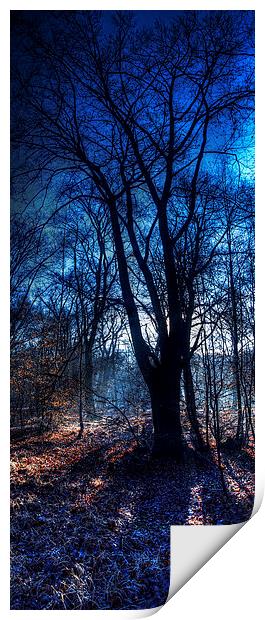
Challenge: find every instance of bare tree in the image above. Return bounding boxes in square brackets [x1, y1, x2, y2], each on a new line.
[11, 10, 254, 459]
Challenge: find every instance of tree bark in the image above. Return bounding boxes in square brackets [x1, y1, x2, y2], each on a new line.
[183, 360, 205, 451]
[227, 227, 243, 444]
[149, 365, 183, 461]
[84, 337, 95, 415]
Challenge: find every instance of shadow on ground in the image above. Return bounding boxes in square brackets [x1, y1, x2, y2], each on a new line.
[10, 423, 254, 609]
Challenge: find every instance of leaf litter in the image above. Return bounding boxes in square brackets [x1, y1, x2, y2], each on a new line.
[10, 411, 254, 609]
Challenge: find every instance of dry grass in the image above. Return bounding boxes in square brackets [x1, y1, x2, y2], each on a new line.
[10, 411, 254, 609]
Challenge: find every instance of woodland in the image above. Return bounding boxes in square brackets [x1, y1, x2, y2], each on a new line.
[10, 10, 255, 609]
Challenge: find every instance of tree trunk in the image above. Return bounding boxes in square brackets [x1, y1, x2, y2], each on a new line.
[84, 338, 95, 416]
[78, 337, 84, 438]
[183, 360, 205, 452]
[108, 196, 183, 461]
[149, 366, 183, 461]
[227, 227, 243, 445]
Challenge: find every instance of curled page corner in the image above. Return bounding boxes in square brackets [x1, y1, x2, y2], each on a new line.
[166, 484, 264, 607]
[167, 522, 244, 602]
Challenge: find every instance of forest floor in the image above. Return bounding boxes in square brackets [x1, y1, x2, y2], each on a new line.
[10, 410, 255, 610]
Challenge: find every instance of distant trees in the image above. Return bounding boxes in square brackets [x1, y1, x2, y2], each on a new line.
[10, 201, 117, 433]
[11, 10, 254, 459]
